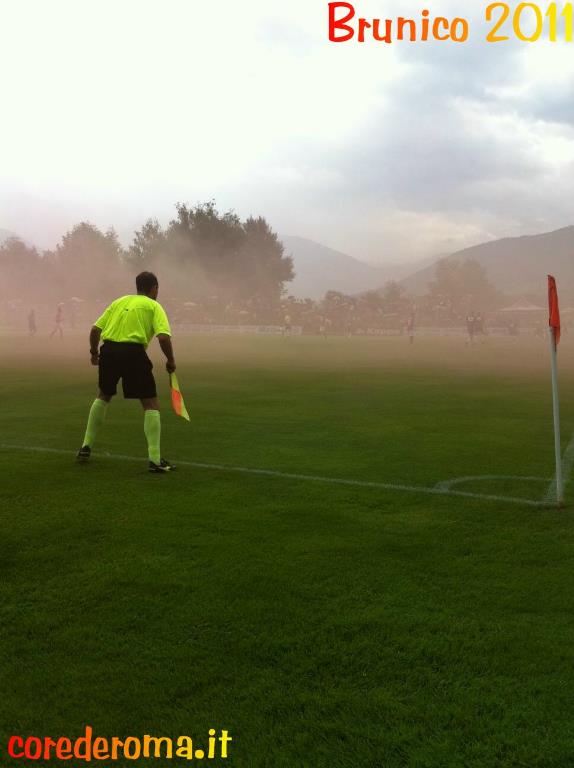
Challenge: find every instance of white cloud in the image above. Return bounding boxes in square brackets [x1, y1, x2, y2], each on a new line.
[1, 0, 573, 261]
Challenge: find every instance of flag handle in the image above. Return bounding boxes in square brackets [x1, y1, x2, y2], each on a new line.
[549, 327, 564, 507]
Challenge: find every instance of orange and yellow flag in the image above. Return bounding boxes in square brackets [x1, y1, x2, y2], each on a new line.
[170, 373, 190, 421]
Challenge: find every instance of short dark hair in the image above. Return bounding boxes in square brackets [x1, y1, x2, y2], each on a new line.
[136, 271, 158, 295]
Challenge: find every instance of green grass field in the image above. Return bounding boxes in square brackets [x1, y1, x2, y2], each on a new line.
[2, 332, 574, 767]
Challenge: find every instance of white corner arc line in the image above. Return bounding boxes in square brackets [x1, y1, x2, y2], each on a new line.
[545, 432, 574, 503]
[436, 475, 549, 491]
[0, 443, 555, 508]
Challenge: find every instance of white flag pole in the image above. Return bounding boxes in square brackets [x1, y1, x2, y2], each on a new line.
[548, 327, 564, 507]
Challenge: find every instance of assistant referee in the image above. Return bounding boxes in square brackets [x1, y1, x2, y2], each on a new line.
[77, 271, 177, 473]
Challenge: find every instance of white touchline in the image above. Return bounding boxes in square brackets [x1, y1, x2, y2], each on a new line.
[0, 443, 556, 508]
[545, 432, 574, 503]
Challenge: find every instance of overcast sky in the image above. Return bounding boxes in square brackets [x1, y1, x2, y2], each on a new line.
[1, 0, 574, 264]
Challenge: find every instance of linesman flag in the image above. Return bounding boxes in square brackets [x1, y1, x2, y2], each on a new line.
[170, 373, 190, 421]
[548, 274, 561, 347]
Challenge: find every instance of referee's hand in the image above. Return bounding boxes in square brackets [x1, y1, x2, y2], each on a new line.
[166, 359, 176, 374]
[90, 353, 99, 366]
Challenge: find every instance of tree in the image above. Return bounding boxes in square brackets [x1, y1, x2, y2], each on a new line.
[55, 222, 124, 299]
[0, 236, 38, 269]
[239, 217, 294, 302]
[428, 258, 497, 316]
[359, 290, 384, 315]
[322, 290, 355, 329]
[380, 281, 407, 312]
[0, 202, 296, 310]
[169, 201, 244, 275]
[160, 202, 294, 304]
[126, 219, 166, 271]
[0, 238, 41, 301]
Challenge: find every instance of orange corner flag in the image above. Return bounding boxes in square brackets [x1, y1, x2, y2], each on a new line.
[170, 373, 190, 421]
[548, 275, 561, 347]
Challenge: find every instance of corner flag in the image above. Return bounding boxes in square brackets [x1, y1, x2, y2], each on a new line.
[170, 373, 190, 421]
[548, 275, 561, 348]
[547, 275, 563, 506]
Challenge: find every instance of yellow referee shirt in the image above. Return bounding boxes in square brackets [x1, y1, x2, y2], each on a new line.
[94, 295, 171, 346]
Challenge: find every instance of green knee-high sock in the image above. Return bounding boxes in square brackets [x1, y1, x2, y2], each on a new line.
[82, 398, 108, 448]
[144, 410, 161, 464]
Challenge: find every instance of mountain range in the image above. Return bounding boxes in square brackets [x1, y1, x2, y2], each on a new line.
[282, 227, 574, 300]
[399, 225, 574, 299]
[280, 235, 431, 299]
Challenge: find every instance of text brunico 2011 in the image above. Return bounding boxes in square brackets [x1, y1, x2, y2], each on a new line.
[7, 727, 232, 762]
[328, 2, 574, 43]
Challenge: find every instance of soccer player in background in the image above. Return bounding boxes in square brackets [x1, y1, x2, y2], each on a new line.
[77, 271, 177, 473]
[50, 303, 64, 339]
[465, 313, 476, 346]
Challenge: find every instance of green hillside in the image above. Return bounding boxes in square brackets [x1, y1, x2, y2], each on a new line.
[401, 226, 574, 299]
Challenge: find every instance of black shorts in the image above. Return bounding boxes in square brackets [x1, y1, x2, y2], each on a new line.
[99, 341, 157, 399]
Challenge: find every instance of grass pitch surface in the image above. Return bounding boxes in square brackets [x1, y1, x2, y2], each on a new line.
[2, 332, 574, 767]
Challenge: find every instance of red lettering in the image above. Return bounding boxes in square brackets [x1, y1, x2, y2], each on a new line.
[358, 17, 371, 42]
[329, 2, 355, 42]
[43, 738, 58, 760]
[397, 17, 416, 40]
[56, 737, 73, 760]
[24, 737, 42, 760]
[8, 737, 25, 758]
[372, 19, 391, 42]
